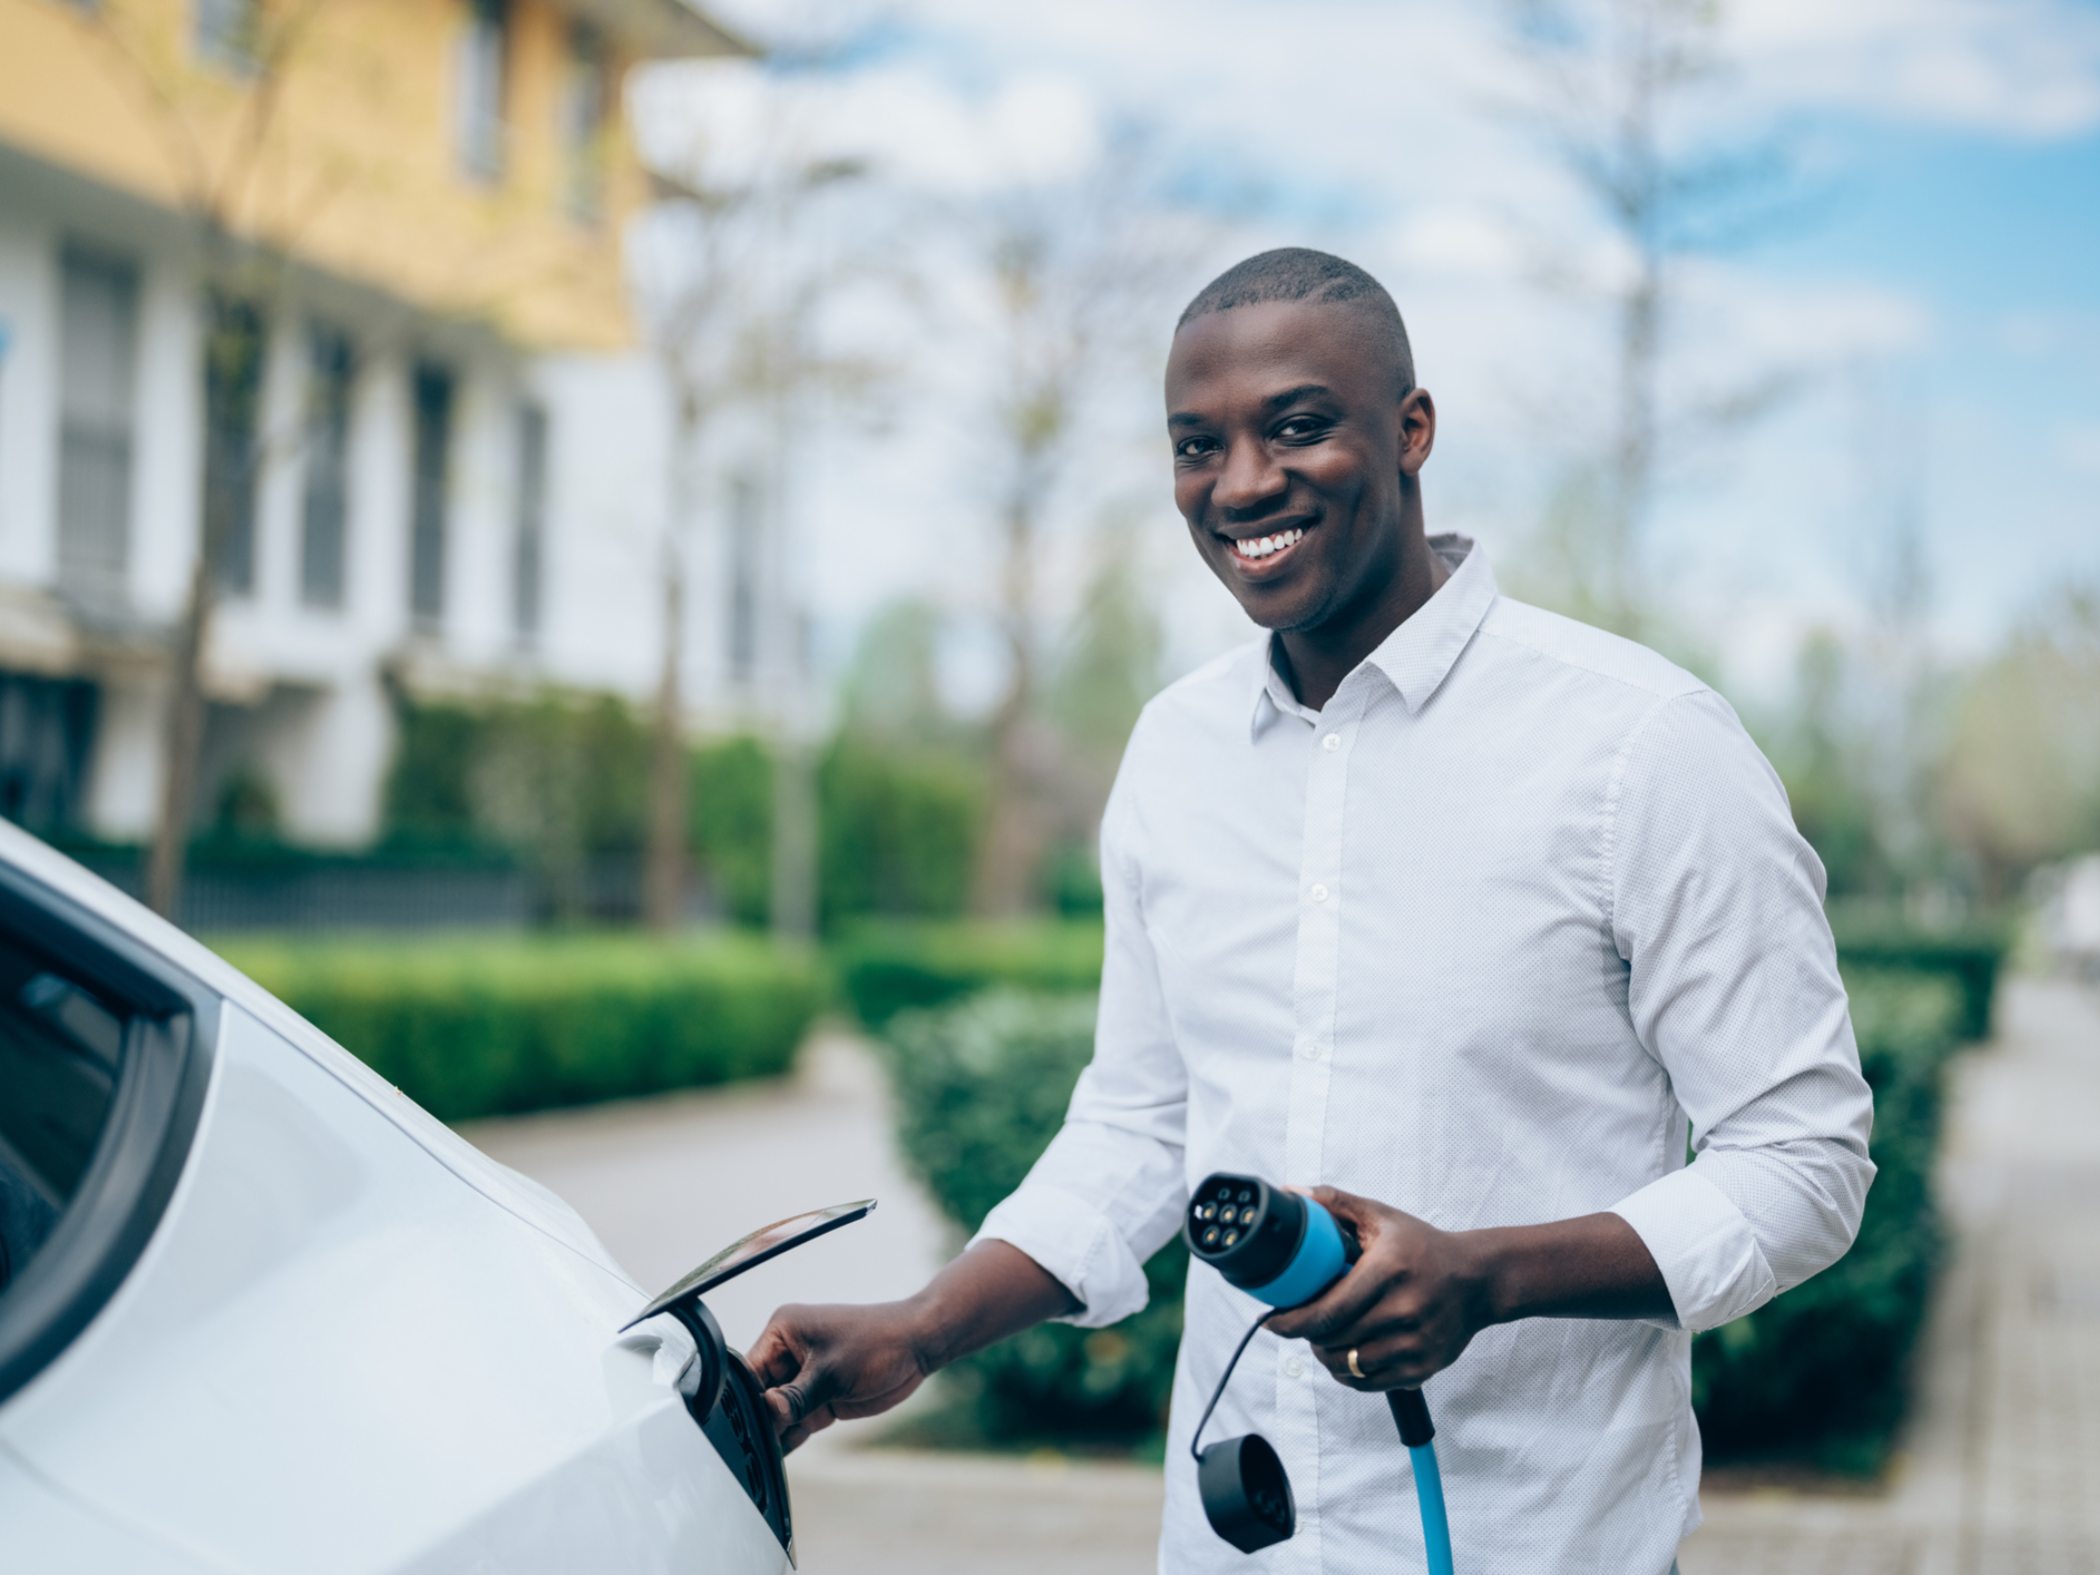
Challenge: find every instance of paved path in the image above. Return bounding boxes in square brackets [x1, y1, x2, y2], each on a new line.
[464, 980, 2100, 1572]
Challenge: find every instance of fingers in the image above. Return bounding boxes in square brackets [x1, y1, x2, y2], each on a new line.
[1267, 1260, 1385, 1343]
[746, 1305, 808, 1388]
[1311, 1330, 1435, 1391]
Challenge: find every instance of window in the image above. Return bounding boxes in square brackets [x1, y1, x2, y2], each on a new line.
[0, 868, 213, 1406]
[0, 673, 98, 834]
[55, 244, 140, 604]
[513, 403, 547, 644]
[299, 327, 356, 610]
[456, 0, 511, 183]
[727, 473, 761, 685]
[562, 21, 612, 223]
[408, 363, 454, 630]
[201, 293, 268, 597]
[195, 0, 259, 73]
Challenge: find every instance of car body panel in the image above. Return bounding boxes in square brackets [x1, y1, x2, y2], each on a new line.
[0, 1443, 232, 1573]
[0, 825, 794, 1573]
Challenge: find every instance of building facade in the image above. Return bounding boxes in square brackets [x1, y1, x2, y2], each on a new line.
[0, 0, 785, 849]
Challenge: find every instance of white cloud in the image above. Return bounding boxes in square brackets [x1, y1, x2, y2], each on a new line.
[2057, 421, 2100, 477]
[1724, 0, 2100, 138]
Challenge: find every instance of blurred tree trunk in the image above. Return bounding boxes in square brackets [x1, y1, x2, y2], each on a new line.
[644, 401, 697, 932]
[971, 477, 1047, 917]
[769, 732, 818, 940]
[149, 278, 263, 917]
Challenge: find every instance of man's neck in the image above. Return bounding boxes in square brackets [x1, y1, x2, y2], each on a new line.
[1276, 529, 1451, 712]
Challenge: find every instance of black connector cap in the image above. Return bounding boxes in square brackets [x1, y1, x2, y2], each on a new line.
[1195, 1433, 1296, 1554]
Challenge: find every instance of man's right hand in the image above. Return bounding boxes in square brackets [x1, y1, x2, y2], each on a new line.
[747, 1240, 1082, 1451]
[746, 1299, 936, 1453]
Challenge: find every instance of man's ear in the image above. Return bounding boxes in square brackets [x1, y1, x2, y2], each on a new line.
[1398, 387, 1437, 478]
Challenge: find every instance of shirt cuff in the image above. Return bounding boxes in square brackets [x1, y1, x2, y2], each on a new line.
[970, 1183, 1152, 1330]
[1610, 1166, 1779, 1334]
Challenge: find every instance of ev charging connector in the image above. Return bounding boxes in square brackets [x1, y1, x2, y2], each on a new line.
[1184, 1173, 1453, 1572]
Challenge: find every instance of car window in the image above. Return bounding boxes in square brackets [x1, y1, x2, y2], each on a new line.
[0, 862, 214, 1406]
[0, 940, 128, 1296]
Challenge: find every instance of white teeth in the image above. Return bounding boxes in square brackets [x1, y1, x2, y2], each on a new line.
[1236, 527, 1304, 560]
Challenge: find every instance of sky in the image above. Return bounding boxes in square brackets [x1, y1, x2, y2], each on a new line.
[643, 0, 2100, 711]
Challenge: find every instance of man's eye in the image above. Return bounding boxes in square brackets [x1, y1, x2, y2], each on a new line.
[1175, 436, 1218, 459]
[1276, 417, 1330, 442]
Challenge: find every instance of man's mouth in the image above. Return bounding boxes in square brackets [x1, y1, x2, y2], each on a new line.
[1220, 523, 1313, 573]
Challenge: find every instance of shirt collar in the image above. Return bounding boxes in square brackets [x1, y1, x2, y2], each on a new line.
[1247, 533, 1498, 737]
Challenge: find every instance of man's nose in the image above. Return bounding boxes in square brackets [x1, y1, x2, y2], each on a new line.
[1213, 436, 1288, 517]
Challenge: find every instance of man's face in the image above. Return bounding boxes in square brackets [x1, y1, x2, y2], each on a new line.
[1165, 299, 1429, 634]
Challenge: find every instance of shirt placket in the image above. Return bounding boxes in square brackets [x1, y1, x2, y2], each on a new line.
[1274, 675, 1368, 1572]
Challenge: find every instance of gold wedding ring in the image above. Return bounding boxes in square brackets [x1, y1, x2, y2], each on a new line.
[1347, 1348, 1365, 1379]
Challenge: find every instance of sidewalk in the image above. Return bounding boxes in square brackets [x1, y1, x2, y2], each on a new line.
[464, 979, 2100, 1573]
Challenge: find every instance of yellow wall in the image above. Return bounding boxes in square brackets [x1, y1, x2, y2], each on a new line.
[0, 0, 666, 350]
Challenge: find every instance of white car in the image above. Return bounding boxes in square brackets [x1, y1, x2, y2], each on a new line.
[0, 821, 861, 1573]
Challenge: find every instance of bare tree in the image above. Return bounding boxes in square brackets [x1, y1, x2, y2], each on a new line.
[966, 154, 1191, 916]
[60, 0, 356, 916]
[636, 120, 880, 933]
[1502, 0, 1803, 632]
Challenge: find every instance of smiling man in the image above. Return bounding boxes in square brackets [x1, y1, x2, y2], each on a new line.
[752, 249, 1875, 1573]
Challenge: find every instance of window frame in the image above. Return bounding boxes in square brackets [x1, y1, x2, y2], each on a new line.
[0, 860, 217, 1409]
[456, 0, 513, 184]
[299, 324, 357, 612]
[54, 241, 141, 604]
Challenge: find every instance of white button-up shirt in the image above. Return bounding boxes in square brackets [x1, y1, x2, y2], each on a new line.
[973, 534, 1875, 1574]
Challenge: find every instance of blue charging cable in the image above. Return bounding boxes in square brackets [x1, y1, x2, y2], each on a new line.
[1184, 1173, 1459, 1571]
[1409, 1436, 1455, 1575]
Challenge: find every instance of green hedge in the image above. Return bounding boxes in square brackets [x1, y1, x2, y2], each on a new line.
[1690, 967, 1963, 1472]
[884, 966, 1965, 1468]
[883, 991, 1183, 1446]
[218, 933, 829, 1122]
[835, 920, 1106, 1030]
[1826, 913, 2008, 1043]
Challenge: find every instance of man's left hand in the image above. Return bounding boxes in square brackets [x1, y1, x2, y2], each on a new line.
[1262, 1185, 1497, 1392]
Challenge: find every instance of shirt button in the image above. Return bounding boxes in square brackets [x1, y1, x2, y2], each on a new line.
[1284, 1357, 1306, 1379]
[1321, 732, 1341, 752]
[1299, 1040, 1325, 1062]
[1309, 883, 1329, 904]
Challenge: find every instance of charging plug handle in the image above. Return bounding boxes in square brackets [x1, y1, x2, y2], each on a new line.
[1388, 1388, 1435, 1448]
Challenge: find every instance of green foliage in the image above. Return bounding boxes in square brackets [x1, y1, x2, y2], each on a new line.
[881, 959, 1968, 1470]
[217, 932, 828, 1122]
[883, 990, 1185, 1445]
[1828, 911, 2009, 1042]
[380, 693, 989, 933]
[817, 741, 986, 928]
[211, 766, 282, 839]
[834, 919, 1104, 1028]
[691, 735, 775, 926]
[1691, 967, 1965, 1473]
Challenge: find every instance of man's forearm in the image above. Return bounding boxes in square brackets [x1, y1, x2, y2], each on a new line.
[1465, 1211, 1673, 1325]
[906, 1239, 1081, 1372]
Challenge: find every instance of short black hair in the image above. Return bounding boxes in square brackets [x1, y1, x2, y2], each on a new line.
[1176, 247, 1416, 394]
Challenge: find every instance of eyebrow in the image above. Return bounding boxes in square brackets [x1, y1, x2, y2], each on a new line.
[1167, 383, 1337, 428]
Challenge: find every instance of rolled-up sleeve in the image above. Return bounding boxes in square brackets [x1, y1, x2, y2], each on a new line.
[1605, 689, 1876, 1334]
[969, 721, 1190, 1329]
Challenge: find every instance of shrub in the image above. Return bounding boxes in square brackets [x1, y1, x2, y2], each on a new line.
[836, 920, 1105, 1029]
[1826, 913, 2009, 1043]
[883, 990, 1185, 1445]
[1690, 966, 1964, 1472]
[217, 932, 828, 1122]
[818, 740, 986, 929]
[884, 966, 1968, 1469]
